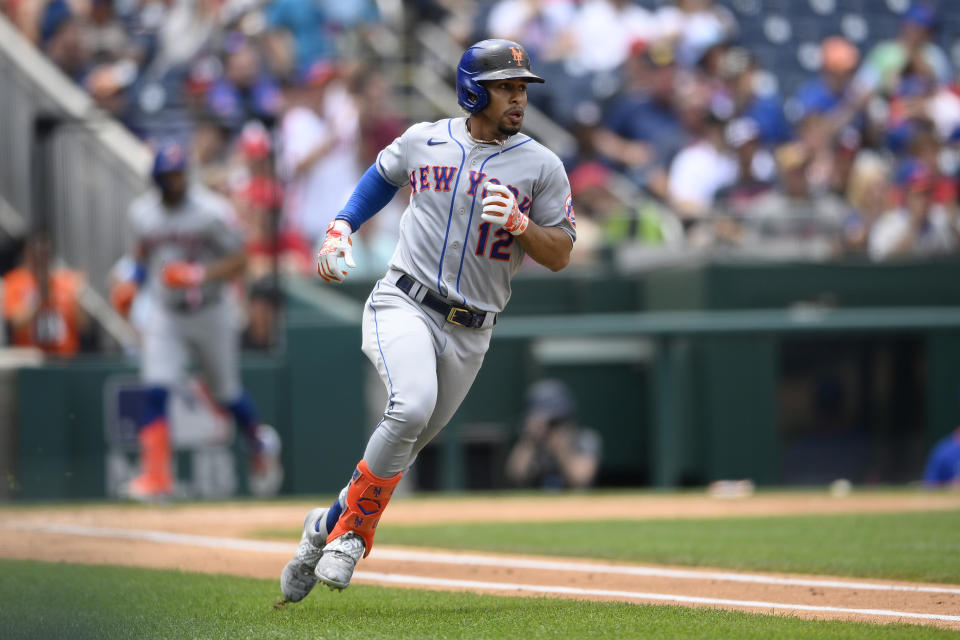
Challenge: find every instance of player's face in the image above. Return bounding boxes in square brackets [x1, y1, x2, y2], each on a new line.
[158, 171, 187, 207]
[479, 78, 528, 138]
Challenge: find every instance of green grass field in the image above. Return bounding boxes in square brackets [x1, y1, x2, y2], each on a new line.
[1, 560, 956, 640]
[260, 509, 960, 584]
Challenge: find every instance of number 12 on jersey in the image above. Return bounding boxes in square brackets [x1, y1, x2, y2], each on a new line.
[475, 222, 514, 261]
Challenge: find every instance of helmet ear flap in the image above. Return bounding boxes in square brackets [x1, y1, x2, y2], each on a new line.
[457, 71, 488, 113]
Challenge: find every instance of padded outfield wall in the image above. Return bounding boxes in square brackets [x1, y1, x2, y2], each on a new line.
[6, 260, 960, 500]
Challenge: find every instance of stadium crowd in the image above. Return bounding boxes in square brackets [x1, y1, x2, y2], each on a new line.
[3, 0, 960, 281]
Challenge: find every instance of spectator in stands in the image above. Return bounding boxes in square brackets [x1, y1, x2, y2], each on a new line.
[923, 426, 960, 488]
[595, 40, 684, 199]
[718, 47, 791, 146]
[869, 165, 957, 261]
[153, 0, 220, 71]
[855, 1, 951, 97]
[655, 0, 738, 69]
[207, 33, 282, 133]
[792, 37, 862, 121]
[80, 0, 140, 121]
[265, 0, 334, 74]
[233, 121, 312, 279]
[351, 68, 407, 167]
[717, 117, 774, 246]
[85, 58, 137, 119]
[2, 232, 89, 357]
[260, 28, 297, 84]
[189, 116, 233, 192]
[506, 379, 602, 490]
[742, 142, 847, 258]
[82, 0, 131, 65]
[564, 0, 656, 76]
[842, 152, 893, 256]
[793, 112, 864, 203]
[39, 0, 90, 83]
[886, 72, 960, 149]
[278, 61, 361, 246]
[894, 123, 958, 213]
[486, 0, 576, 64]
[667, 103, 737, 235]
[720, 116, 775, 215]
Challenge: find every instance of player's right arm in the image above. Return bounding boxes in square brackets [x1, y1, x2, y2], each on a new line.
[316, 165, 399, 283]
[110, 199, 149, 317]
[317, 124, 425, 283]
[110, 241, 147, 317]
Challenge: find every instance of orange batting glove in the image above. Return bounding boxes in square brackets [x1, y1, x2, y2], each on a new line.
[481, 182, 529, 236]
[161, 261, 207, 288]
[317, 219, 356, 283]
[110, 280, 138, 317]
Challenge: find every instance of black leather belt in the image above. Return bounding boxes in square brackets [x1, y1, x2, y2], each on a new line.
[396, 274, 492, 328]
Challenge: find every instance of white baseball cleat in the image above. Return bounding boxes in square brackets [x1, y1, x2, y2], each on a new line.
[314, 532, 365, 591]
[279, 507, 329, 602]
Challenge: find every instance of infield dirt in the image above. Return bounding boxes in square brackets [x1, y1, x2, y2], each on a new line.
[2, 491, 959, 630]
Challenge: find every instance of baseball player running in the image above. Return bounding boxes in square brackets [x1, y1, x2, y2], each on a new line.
[111, 141, 282, 500]
[280, 39, 576, 601]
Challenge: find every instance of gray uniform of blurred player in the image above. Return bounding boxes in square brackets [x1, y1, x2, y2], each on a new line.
[129, 185, 245, 398]
[281, 39, 575, 601]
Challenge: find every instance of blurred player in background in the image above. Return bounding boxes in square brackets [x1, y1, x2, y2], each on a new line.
[280, 38, 576, 602]
[110, 141, 282, 500]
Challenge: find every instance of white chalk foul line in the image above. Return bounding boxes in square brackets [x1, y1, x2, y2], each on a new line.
[354, 572, 960, 623]
[10, 523, 296, 554]
[369, 548, 960, 596]
[11, 523, 960, 600]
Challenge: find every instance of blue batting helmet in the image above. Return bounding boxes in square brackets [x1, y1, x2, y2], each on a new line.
[456, 39, 544, 114]
[151, 140, 188, 186]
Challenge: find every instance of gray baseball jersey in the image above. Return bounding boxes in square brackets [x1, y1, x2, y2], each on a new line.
[127, 185, 245, 311]
[358, 117, 576, 478]
[126, 184, 245, 400]
[375, 116, 577, 313]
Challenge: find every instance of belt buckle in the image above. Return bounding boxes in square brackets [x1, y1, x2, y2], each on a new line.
[446, 306, 470, 326]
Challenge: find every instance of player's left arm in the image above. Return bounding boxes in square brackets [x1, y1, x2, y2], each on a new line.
[202, 250, 248, 282]
[162, 201, 248, 288]
[515, 221, 573, 272]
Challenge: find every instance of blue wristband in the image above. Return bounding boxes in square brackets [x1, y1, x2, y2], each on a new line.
[132, 263, 147, 286]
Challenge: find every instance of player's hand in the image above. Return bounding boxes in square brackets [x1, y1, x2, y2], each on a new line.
[317, 219, 356, 283]
[110, 280, 138, 317]
[481, 182, 529, 236]
[161, 261, 207, 288]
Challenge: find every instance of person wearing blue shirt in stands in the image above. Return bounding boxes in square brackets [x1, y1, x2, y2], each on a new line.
[923, 427, 960, 487]
[793, 37, 861, 120]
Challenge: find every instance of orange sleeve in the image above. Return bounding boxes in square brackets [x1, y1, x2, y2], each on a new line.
[2, 270, 31, 319]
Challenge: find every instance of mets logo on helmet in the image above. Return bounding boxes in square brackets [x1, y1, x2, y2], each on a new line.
[162, 143, 184, 164]
[510, 46, 524, 65]
[564, 193, 576, 228]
